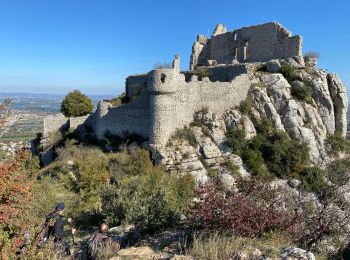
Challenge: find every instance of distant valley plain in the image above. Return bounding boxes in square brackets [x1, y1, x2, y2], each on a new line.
[0, 92, 112, 144]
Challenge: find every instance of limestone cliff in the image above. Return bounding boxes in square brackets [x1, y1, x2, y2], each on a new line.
[156, 56, 348, 183]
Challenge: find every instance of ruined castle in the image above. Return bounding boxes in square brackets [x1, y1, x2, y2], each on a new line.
[88, 22, 303, 149]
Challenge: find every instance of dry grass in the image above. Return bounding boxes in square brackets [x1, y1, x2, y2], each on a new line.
[186, 232, 293, 260]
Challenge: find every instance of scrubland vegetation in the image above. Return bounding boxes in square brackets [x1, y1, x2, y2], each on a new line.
[1, 97, 350, 259]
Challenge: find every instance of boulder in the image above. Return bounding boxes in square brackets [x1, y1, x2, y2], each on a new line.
[266, 60, 281, 73]
[280, 56, 305, 68]
[280, 247, 315, 260]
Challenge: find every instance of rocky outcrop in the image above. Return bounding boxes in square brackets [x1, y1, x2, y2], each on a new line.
[157, 57, 347, 181]
[300, 68, 335, 133]
[327, 73, 348, 136]
[280, 247, 316, 260]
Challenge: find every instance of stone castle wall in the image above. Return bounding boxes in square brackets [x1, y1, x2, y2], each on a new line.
[43, 113, 69, 137]
[190, 22, 302, 69]
[148, 68, 251, 146]
[92, 91, 151, 139]
[43, 113, 91, 137]
[69, 115, 90, 130]
[91, 64, 251, 147]
[44, 22, 305, 150]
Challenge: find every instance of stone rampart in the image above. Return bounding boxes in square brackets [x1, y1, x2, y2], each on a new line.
[93, 91, 150, 139]
[149, 69, 251, 146]
[43, 113, 68, 137]
[69, 115, 90, 130]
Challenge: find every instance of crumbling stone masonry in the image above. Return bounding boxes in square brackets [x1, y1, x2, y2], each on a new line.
[190, 22, 302, 69]
[90, 22, 304, 149]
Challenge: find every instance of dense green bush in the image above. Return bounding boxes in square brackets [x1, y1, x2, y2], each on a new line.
[255, 119, 273, 135]
[60, 90, 94, 117]
[326, 159, 350, 189]
[299, 167, 332, 199]
[100, 167, 195, 232]
[239, 98, 253, 115]
[225, 127, 309, 178]
[258, 131, 309, 178]
[291, 83, 314, 104]
[225, 128, 246, 155]
[241, 148, 269, 177]
[56, 145, 110, 193]
[280, 65, 300, 83]
[325, 133, 350, 156]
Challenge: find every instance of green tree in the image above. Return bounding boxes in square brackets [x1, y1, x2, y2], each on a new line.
[60, 90, 94, 117]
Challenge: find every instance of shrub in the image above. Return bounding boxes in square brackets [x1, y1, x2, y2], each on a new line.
[56, 145, 110, 193]
[258, 131, 309, 178]
[280, 65, 300, 83]
[100, 169, 195, 232]
[239, 98, 253, 115]
[225, 128, 309, 178]
[174, 127, 197, 147]
[60, 90, 94, 117]
[0, 151, 39, 258]
[326, 159, 350, 186]
[98, 185, 125, 226]
[225, 128, 246, 154]
[291, 82, 313, 104]
[299, 167, 332, 199]
[187, 183, 302, 238]
[325, 133, 350, 156]
[255, 119, 273, 135]
[108, 149, 154, 179]
[241, 148, 268, 177]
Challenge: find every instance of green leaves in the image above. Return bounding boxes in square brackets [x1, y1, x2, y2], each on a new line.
[60, 90, 94, 117]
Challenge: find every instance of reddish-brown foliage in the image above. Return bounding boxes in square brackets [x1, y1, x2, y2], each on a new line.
[187, 182, 303, 238]
[0, 150, 38, 258]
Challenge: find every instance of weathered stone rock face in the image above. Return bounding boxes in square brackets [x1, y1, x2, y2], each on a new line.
[327, 73, 348, 136]
[158, 57, 348, 178]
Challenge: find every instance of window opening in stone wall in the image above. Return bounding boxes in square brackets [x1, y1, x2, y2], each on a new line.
[161, 73, 166, 83]
[234, 32, 237, 41]
[233, 47, 238, 59]
[243, 41, 249, 61]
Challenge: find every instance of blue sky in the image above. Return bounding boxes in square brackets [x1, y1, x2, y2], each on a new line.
[0, 0, 349, 96]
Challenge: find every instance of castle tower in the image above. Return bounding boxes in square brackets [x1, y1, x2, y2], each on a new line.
[148, 55, 184, 147]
